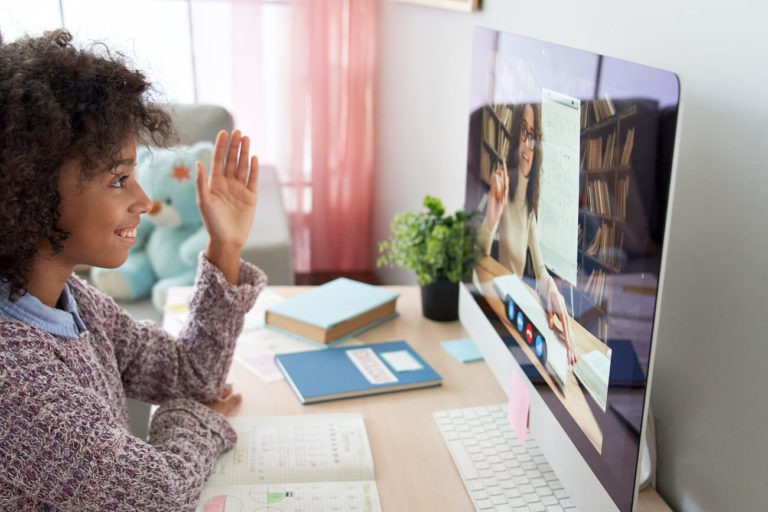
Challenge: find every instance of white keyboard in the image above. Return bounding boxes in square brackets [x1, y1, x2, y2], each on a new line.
[433, 403, 576, 512]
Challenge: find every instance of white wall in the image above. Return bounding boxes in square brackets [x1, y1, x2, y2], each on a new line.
[374, 1, 768, 511]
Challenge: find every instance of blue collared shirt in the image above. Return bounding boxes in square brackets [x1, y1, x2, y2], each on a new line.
[0, 280, 87, 339]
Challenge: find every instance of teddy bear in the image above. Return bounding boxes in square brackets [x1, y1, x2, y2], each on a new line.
[90, 142, 213, 311]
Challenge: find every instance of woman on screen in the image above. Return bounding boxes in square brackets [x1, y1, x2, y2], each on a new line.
[478, 103, 577, 365]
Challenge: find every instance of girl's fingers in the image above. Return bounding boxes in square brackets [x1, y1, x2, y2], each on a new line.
[224, 130, 242, 177]
[211, 130, 228, 177]
[236, 136, 250, 183]
[195, 161, 209, 204]
[246, 155, 259, 193]
[221, 383, 234, 398]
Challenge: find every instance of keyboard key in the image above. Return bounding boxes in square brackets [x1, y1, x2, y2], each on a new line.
[491, 494, 508, 505]
[523, 492, 542, 504]
[499, 479, 515, 490]
[446, 440, 479, 479]
[466, 478, 484, 491]
[476, 498, 494, 510]
[541, 495, 559, 506]
[518, 484, 535, 495]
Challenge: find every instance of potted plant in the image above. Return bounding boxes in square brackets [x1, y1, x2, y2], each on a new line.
[377, 195, 480, 321]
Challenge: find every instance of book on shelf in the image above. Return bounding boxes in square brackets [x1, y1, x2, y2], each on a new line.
[196, 413, 381, 512]
[494, 104, 513, 132]
[580, 101, 590, 129]
[483, 108, 497, 152]
[586, 178, 612, 216]
[275, 340, 442, 404]
[584, 268, 607, 304]
[591, 96, 616, 123]
[615, 175, 630, 219]
[602, 130, 618, 168]
[585, 225, 603, 256]
[620, 127, 636, 166]
[265, 278, 399, 344]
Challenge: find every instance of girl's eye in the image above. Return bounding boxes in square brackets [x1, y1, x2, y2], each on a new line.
[111, 175, 129, 189]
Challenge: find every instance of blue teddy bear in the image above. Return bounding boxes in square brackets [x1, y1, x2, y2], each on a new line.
[91, 142, 212, 311]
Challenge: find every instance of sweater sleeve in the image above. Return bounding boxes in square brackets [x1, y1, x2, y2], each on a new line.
[76, 254, 267, 404]
[478, 220, 495, 257]
[0, 332, 236, 511]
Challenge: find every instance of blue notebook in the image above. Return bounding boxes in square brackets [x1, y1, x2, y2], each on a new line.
[265, 278, 400, 344]
[275, 340, 442, 404]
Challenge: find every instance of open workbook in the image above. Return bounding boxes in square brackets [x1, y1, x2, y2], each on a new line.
[196, 413, 381, 512]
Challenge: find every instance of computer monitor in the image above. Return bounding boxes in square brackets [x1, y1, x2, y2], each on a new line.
[460, 27, 681, 511]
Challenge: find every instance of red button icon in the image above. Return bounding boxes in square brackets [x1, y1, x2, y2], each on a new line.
[525, 323, 533, 344]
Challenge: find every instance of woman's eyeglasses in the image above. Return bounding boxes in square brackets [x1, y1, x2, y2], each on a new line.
[519, 122, 537, 150]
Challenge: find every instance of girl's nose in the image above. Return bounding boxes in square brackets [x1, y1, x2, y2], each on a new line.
[131, 183, 152, 214]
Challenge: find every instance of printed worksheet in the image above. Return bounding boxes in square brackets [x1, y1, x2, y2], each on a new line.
[197, 413, 381, 512]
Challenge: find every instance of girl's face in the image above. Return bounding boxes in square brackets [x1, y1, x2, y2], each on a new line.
[55, 135, 151, 270]
[518, 104, 536, 178]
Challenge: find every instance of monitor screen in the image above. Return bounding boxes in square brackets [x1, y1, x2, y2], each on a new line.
[461, 27, 680, 511]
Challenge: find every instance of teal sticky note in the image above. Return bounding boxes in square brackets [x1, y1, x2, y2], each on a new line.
[441, 338, 483, 363]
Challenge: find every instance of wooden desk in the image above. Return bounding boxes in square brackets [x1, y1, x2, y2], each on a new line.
[213, 286, 670, 511]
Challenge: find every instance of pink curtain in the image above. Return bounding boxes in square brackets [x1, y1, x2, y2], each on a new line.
[287, 0, 378, 274]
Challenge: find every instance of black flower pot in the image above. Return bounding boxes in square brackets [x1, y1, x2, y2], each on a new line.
[420, 279, 459, 321]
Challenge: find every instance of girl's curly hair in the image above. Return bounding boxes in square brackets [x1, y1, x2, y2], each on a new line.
[0, 29, 176, 299]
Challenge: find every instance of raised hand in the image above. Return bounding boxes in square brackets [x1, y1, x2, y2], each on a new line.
[195, 130, 259, 283]
[484, 162, 508, 233]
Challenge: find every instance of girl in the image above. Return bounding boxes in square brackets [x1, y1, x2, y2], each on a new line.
[0, 30, 265, 510]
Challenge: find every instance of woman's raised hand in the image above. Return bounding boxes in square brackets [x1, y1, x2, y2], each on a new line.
[483, 162, 508, 233]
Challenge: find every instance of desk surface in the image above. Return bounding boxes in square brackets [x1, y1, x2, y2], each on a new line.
[219, 285, 670, 512]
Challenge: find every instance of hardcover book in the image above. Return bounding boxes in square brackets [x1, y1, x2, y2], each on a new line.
[265, 278, 399, 344]
[275, 340, 442, 404]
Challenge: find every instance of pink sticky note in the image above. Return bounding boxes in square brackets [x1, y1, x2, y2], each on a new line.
[240, 353, 280, 379]
[507, 370, 531, 445]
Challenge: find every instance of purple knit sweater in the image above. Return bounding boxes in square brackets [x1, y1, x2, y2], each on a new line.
[0, 256, 266, 511]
